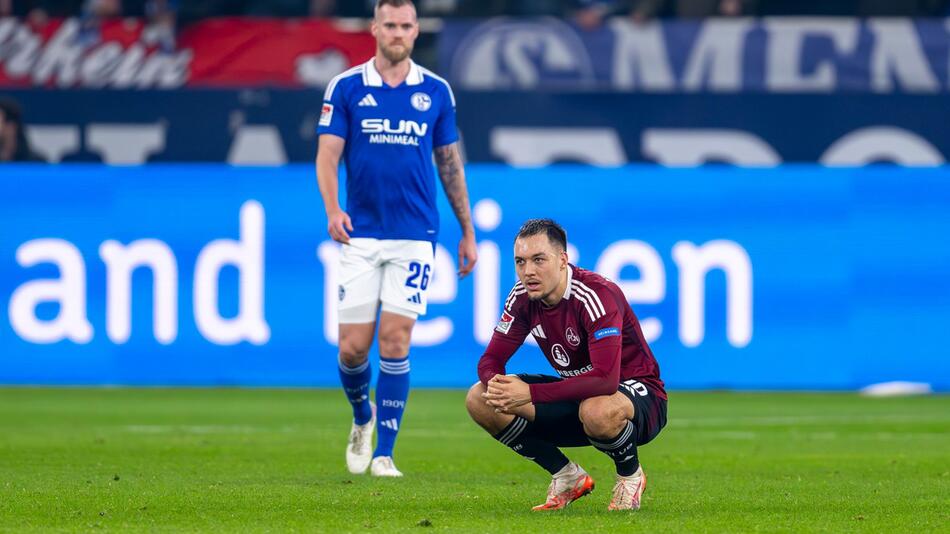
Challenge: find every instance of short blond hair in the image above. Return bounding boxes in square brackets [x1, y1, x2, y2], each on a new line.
[375, 0, 416, 18]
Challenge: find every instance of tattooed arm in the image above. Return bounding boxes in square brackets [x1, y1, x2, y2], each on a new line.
[434, 142, 478, 277]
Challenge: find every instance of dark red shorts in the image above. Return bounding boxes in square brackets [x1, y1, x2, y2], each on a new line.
[518, 374, 668, 448]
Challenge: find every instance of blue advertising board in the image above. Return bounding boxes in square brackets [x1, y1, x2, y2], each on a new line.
[0, 165, 948, 391]
[6, 90, 949, 165]
[452, 92, 950, 165]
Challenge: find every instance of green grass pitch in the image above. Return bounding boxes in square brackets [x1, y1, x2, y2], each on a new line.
[0, 388, 947, 532]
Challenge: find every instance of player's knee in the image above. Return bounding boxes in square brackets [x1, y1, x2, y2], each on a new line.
[377, 329, 410, 358]
[377, 336, 409, 358]
[578, 397, 605, 423]
[338, 340, 370, 367]
[465, 382, 489, 420]
[466, 382, 505, 433]
[579, 397, 626, 439]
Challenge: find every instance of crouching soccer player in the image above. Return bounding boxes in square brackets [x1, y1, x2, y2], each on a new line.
[466, 219, 667, 510]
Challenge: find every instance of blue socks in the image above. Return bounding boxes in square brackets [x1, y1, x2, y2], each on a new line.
[374, 357, 410, 458]
[339, 355, 411, 458]
[338, 356, 373, 425]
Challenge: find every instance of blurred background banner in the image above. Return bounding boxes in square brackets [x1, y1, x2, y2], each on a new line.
[439, 18, 950, 92]
[454, 93, 950, 165]
[1, 164, 947, 391]
[10, 16, 947, 93]
[4, 16, 950, 165]
[6, 90, 949, 164]
[0, 17, 375, 89]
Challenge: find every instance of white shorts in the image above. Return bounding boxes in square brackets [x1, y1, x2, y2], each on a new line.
[337, 238, 435, 323]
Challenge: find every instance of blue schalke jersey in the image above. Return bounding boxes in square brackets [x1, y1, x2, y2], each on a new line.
[317, 58, 459, 242]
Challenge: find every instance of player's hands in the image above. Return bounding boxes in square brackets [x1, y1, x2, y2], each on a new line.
[482, 374, 531, 413]
[457, 232, 478, 278]
[327, 210, 353, 244]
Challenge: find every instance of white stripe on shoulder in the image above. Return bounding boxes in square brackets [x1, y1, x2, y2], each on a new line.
[571, 284, 597, 322]
[571, 282, 603, 321]
[505, 282, 526, 311]
[572, 280, 606, 316]
[419, 66, 456, 107]
[505, 289, 527, 311]
[323, 65, 364, 101]
[571, 282, 604, 319]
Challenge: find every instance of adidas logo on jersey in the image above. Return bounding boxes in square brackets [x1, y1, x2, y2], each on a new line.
[531, 325, 546, 339]
[380, 418, 399, 431]
[358, 94, 378, 107]
[406, 292, 422, 304]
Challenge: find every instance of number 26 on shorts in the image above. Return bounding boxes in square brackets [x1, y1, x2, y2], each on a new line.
[405, 262, 430, 290]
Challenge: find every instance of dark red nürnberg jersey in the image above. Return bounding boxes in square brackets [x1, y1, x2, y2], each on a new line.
[478, 265, 666, 403]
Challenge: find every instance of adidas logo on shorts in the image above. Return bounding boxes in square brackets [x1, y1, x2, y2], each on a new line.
[406, 292, 422, 304]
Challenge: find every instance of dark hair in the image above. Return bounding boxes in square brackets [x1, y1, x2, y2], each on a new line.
[375, 0, 415, 11]
[0, 97, 22, 125]
[0, 96, 44, 162]
[516, 218, 567, 251]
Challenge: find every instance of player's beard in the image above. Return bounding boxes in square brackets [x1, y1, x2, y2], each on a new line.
[525, 285, 553, 303]
[380, 41, 413, 63]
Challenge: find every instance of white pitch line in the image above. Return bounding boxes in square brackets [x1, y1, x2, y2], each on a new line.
[123, 425, 269, 434]
[669, 413, 950, 427]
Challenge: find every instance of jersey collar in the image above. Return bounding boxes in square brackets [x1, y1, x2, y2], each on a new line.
[562, 264, 574, 300]
[363, 57, 424, 87]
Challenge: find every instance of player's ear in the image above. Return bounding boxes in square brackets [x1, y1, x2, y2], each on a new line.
[370, 12, 379, 36]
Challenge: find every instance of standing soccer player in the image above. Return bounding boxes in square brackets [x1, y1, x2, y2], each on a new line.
[316, 0, 477, 477]
[466, 219, 667, 510]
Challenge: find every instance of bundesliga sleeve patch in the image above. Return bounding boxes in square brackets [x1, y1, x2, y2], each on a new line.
[319, 103, 334, 126]
[496, 311, 514, 334]
[593, 327, 620, 340]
